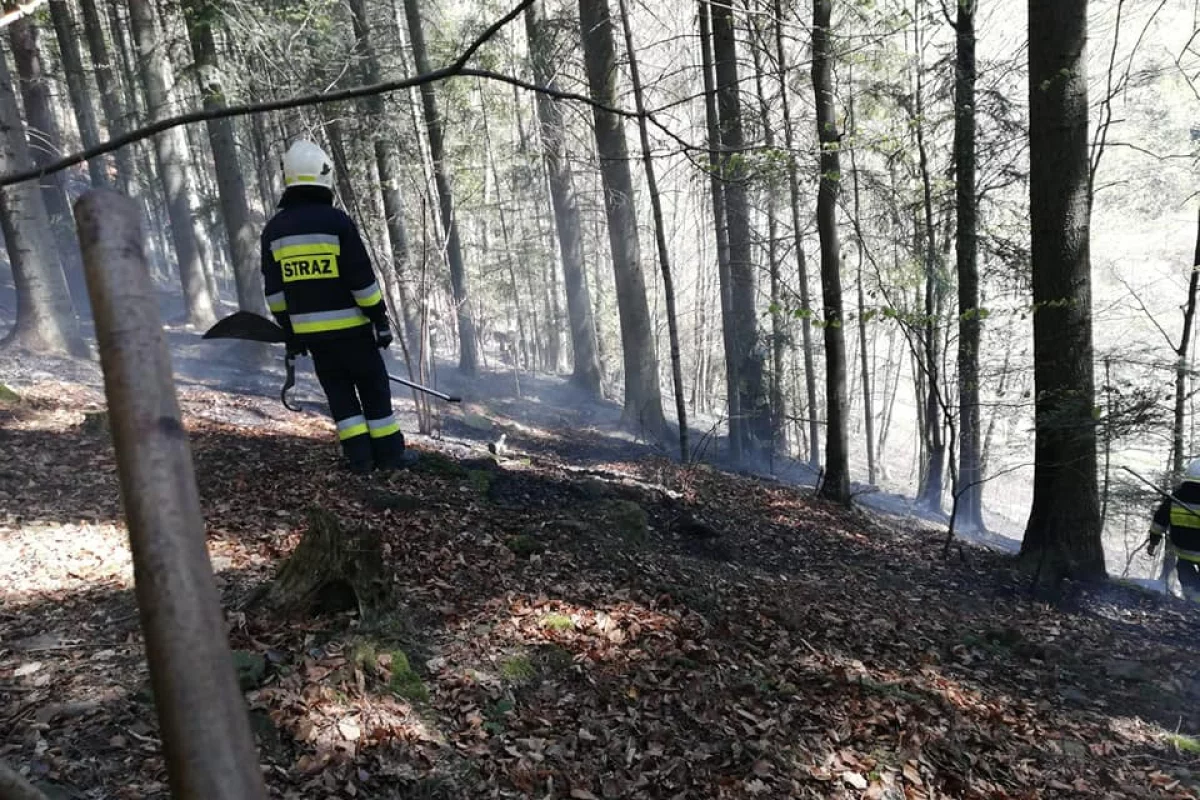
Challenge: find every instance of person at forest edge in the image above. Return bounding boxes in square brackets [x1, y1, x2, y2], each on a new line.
[260, 139, 407, 474]
[1147, 458, 1200, 603]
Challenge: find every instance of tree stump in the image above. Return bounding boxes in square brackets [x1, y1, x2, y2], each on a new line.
[250, 508, 387, 619]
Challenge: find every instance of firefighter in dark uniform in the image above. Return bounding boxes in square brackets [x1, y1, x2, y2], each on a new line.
[1147, 458, 1200, 603]
[261, 140, 406, 474]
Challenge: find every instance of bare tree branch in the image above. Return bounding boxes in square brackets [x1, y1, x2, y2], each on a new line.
[0, 0, 711, 188]
[1114, 272, 1178, 351]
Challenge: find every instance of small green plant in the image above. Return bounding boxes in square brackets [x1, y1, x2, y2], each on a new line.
[484, 698, 514, 735]
[389, 650, 429, 702]
[500, 654, 536, 685]
[0, 384, 18, 405]
[1168, 733, 1200, 754]
[540, 613, 574, 632]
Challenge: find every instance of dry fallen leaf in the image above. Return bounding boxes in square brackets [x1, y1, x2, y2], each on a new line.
[842, 771, 869, 790]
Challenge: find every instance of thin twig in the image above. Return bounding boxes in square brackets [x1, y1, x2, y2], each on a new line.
[0, 0, 704, 188]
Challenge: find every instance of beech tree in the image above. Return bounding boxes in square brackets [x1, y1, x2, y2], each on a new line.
[578, 0, 667, 440]
[1020, 0, 1106, 582]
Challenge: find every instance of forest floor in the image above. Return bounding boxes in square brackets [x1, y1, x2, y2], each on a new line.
[3, 337, 1200, 800]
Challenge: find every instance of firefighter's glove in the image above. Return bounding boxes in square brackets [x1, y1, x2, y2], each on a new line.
[374, 320, 393, 350]
[1147, 531, 1162, 557]
[286, 338, 307, 359]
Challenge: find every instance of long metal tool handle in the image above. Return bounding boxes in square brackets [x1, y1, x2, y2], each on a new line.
[388, 373, 461, 402]
[1122, 466, 1200, 517]
[74, 189, 268, 800]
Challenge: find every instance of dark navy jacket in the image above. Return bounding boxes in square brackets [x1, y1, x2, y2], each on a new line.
[1151, 478, 1200, 561]
[260, 186, 387, 344]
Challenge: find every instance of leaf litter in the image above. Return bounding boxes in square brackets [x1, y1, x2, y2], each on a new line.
[0, 378, 1199, 798]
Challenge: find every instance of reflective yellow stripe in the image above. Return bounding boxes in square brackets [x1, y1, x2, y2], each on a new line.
[1170, 505, 1200, 528]
[337, 415, 368, 440]
[273, 243, 341, 261]
[339, 423, 369, 440]
[266, 291, 287, 312]
[290, 308, 370, 334]
[293, 316, 370, 334]
[353, 283, 382, 308]
[367, 416, 400, 438]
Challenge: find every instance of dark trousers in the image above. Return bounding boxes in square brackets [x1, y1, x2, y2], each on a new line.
[1177, 559, 1200, 602]
[309, 331, 404, 471]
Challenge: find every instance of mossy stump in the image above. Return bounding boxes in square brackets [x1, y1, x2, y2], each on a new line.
[251, 508, 387, 619]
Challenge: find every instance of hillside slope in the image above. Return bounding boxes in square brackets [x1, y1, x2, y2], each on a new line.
[1, 354, 1199, 799]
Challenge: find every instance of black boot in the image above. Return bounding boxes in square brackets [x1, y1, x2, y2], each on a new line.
[372, 430, 415, 471]
[342, 432, 375, 474]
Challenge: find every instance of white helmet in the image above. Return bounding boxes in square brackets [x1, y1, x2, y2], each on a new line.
[1186, 459, 1200, 480]
[281, 140, 334, 189]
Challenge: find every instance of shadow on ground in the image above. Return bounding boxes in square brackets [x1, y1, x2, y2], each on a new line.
[4, 385, 1200, 797]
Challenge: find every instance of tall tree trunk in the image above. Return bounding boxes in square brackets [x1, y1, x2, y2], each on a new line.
[912, 13, 946, 513]
[773, 0, 820, 467]
[401, 0, 478, 375]
[711, 0, 769, 461]
[812, 0, 851, 503]
[347, 0, 420, 349]
[751, 15, 788, 460]
[698, 0, 741, 462]
[182, 0, 265, 315]
[1020, 0, 1106, 582]
[79, 0, 136, 195]
[248, 107, 275, 213]
[847, 86, 877, 486]
[954, 0, 985, 531]
[617, 0, 689, 460]
[578, 0, 667, 440]
[1172, 205, 1200, 477]
[107, 0, 170, 280]
[518, 72, 564, 375]
[48, 0, 107, 188]
[128, 0, 216, 328]
[0, 44, 85, 356]
[478, 81, 531, 373]
[8, 17, 79, 272]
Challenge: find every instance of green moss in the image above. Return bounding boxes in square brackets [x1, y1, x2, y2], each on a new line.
[80, 411, 109, 436]
[389, 650, 429, 702]
[540, 613, 574, 632]
[232, 650, 267, 690]
[605, 499, 648, 545]
[350, 641, 379, 673]
[411, 451, 468, 479]
[467, 469, 495, 495]
[506, 534, 544, 558]
[364, 489, 422, 512]
[532, 644, 574, 673]
[0, 384, 18, 405]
